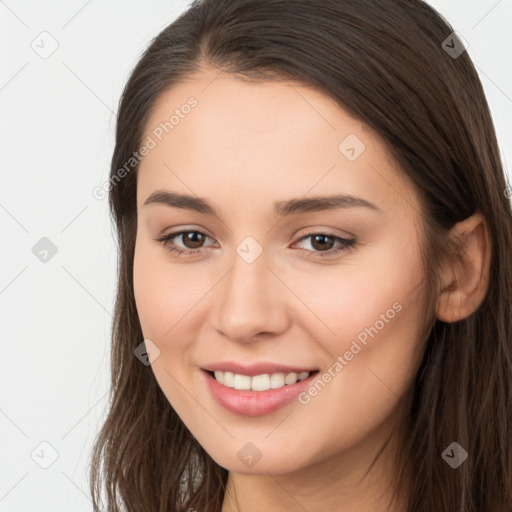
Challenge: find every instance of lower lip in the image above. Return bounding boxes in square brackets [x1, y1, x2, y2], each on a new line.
[202, 369, 318, 417]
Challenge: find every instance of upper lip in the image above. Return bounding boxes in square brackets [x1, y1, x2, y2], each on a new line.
[201, 361, 318, 376]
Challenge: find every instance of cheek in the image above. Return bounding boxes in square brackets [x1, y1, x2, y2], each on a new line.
[133, 242, 181, 348]
[291, 229, 426, 414]
[288, 278, 425, 460]
[134, 240, 185, 335]
[133, 245, 197, 410]
[292, 230, 423, 348]
[336, 244, 424, 392]
[133, 241, 214, 366]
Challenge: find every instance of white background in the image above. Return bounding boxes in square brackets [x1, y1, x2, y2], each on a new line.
[1, 1, 511, 510]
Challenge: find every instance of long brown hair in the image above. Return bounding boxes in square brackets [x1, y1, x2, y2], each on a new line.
[89, 1, 512, 510]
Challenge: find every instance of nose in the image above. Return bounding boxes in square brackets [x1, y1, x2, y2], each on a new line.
[213, 249, 290, 343]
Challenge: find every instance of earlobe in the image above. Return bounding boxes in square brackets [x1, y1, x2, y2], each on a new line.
[435, 212, 492, 323]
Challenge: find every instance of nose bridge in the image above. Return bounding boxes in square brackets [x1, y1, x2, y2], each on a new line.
[214, 242, 288, 342]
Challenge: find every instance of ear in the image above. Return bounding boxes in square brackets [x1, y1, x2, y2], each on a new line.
[435, 211, 492, 323]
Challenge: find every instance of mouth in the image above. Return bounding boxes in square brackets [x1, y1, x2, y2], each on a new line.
[204, 369, 319, 391]
[201, 368, 320, 416]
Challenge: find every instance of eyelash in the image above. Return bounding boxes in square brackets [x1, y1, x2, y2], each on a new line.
[155, 230, 357, 258]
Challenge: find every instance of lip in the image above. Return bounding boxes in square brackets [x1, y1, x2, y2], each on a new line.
[201, 361, 318, 376]
[201, 368, 319, 417]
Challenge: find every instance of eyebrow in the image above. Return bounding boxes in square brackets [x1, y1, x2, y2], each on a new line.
[143, 190, 381, 217]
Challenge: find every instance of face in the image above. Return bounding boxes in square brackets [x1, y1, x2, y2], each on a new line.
[133, 67, 428, 478]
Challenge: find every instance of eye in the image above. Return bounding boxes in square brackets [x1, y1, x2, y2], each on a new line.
[155, 230, 357, 258]
[293, 232, 357, 258]
[155, 230, 216, 256]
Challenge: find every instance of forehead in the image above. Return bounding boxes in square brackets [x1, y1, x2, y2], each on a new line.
[137, 69, 419, 219]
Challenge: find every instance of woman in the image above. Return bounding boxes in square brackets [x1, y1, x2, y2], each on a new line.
[89, 0, 512, 510]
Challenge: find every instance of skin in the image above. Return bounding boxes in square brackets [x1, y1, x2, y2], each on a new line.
[132, 65, 491, 512]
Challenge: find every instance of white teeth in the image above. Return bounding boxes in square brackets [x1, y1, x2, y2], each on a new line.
[223, 371, 234, 387]
[251, 374, 270, 391]
[270, 372, 285, 389]
[233, 374, 251, 390]
[284, 372, 298, 385]
[211, 370, 312, 391]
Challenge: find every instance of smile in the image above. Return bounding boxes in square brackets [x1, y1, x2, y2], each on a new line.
[201, 368, 320, 416]
[211, 370, 312, 391]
